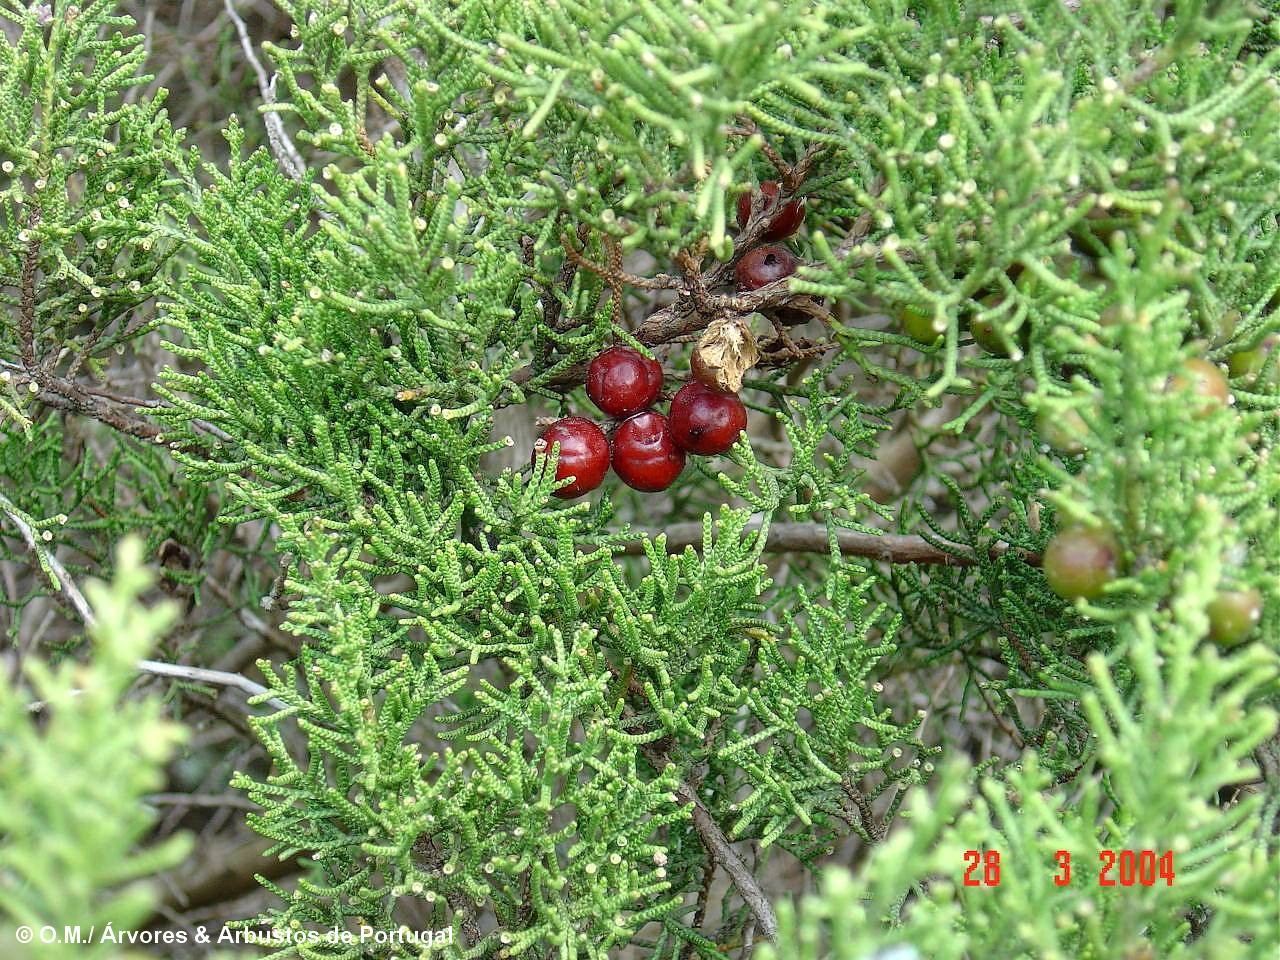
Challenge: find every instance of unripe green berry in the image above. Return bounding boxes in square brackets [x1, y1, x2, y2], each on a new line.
[898, 305, 945, 345]
[1212, 309, 1241, 346]
[1043, 525, 1119, 600]
[1206, 588, 1262, 647]
[969, 305, 1028, 357]
[962, 283, 1032, 356]
[1227, 347, 1266, 379]
[1226, 337, 1273, 380]
[1036, 406, 1090, 456]
[1169, 358, 1229, 416]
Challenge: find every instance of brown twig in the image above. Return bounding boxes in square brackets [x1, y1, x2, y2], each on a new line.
[0, 499, 293, 713]
[18, 210, 41, 371]
[672, 781, 778, 942]
[153, 836, 300, 917]
[612, 675, 778, 944]
[840, 777, 887, 842]
[412, 834, 482, 947]
[754, 335, 836, 367]
[1119, 12, 1195, 95]
[970, 665, 1025, 749]
[13, 241, 181, 445]
[14, 374, 173, 444]
[542, 223, 591, 330]
[513, 131, 831, 398]
[615, 521, 1042, 567]
[730, 121, 823, 192]
[680, 860, 717, 960]
[0, 490, 97, 625]
[560, 232, 682, 292]
[136, 659, 291, 712]
[145, 792, 260, 812]
[2, 357, 229, 449]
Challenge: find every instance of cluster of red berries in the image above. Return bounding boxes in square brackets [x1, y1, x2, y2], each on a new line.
[733, 180, 804, 291]
[531, 180, 807, 499]
[532, 346, 749, 498]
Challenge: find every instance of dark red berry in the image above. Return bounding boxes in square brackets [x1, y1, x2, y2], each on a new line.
[736, 180, 805, 241]
[735, 245, 799, 291]
[611, 411, 685, 492]
[1043, 525, 1119, 600]
[532, 417, 609, 498]
[585, 346, 663, 418]
[669, 382, 747, 455]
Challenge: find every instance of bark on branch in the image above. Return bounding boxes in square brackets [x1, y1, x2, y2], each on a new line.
[618, 521, 1042, 567]
[675, 781, 779, 942]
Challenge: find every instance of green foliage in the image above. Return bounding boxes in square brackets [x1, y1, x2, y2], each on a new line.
[761, 617, 1280, 959]
[0, 0, 182, 396]
[0, 0, 1277, 957]
[0, 537, 190, 959]
[0, 414, 219, 642]
[145, 0, 1279, 954]
[0, 0, 215, 639]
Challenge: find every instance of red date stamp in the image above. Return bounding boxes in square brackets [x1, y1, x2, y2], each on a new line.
[963, 849, 1174, 887]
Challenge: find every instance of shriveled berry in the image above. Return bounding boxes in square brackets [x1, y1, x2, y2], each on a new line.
[690, 349, 717, 389]
[735, 245, 798, 291]
[532, 417, 610, 498]
[669, 382, 748, 455]
[736, 181, 806, 241]
[1206, 588, 1263, 647]
[1169, 358, 1229, 416]
[1043, 525, 1119, 600]
[586, 346, 663, 418]
[611, 411, 685, 492]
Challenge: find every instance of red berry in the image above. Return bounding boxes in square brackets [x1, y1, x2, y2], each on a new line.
[532, 417, 609, 498]
[611, 411, 685, 492]
[669, 382, 747, 455]
[585, 346, 663, 418]
[735, 245, 799, 291]
[736, 181, 805, 241]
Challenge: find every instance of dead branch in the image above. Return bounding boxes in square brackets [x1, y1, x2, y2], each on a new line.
[224, 0, 305, 180]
